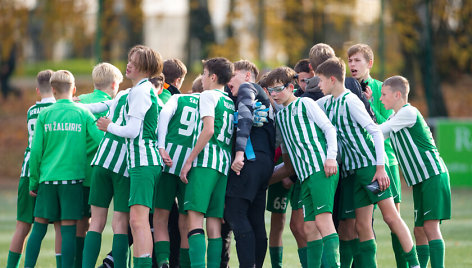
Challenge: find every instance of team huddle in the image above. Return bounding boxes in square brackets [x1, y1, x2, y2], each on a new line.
[6, 43, 451, 268]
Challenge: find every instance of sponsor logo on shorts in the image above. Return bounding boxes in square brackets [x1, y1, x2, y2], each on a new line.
[377, 192, 385, 197]
[317, 205, 326, 210]
[345, 209, 354, 214]
[424, 210, 432, 216]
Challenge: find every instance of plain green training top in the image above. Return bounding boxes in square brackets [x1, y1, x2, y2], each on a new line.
[29, 99, 103, 191]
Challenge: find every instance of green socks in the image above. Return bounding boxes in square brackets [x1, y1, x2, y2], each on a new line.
[6, 250, 21, 268]
[75, 236, 85, 268]
[179, 248, 191, 268]
[269, 247, 283, 268]
[297, 247, 307, 268]
[352, 238, 361, 267]
[416, 244, 430, 268]
[207, 238, 222, 268]
[133, 256, 152, 268]
[61, 225, 77, 268]
[392, 233, 408, 268]
[82, 231, 102, 268]
[403, 245, 420, 267]
[339, 240, 355, 268]
[56, 254, 62, 268]
[358, 239, 377, 268]
[429, 239, 445, 268]
[322, 233, 340, 267]
[154, 241, 170, 266]
[113, 234, 129, 268]
[188, 233, 206, 268]
[24, 222, 48, 267]
[307, 239, 323, 268]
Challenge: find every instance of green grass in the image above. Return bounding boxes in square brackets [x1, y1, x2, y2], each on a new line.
[0, 186, 471, 267]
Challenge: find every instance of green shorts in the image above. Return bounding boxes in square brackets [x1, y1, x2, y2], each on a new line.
[338, 173, 356, 220]
[353, 165, 393, 209]
[129, 165, 162, 209]
[289, 181, 303, 210]
[184, 167, 227, 218]
[82, 186, 91, 218]
[89, 166, 130, 213]
[301, 170, 339, 221]
[388, 164, 402, 203]
[266, 181, 290, 213]
[154, 172, 186, 214]
[17, 177, 36, 223]
[34, 181, 83, 221]
[413, 172, 451, 227]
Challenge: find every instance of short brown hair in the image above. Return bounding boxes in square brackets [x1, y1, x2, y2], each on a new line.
[128, 45, 163, 78]
[150, 73, 165, 90]
[191, 75, 203, 93]
[163, 59, 187, 84]
[37, 69, 54, 93]
[50, 70, 75, 93]
[383, 75, 410, 98]
[202, 57, 234, 85]
[315, 57, 346, 83]
[92, 62, 123, 90]
[234, 60, 259, 80]
[294, 59, 311, 74]
[347, 43, 374, 63]
[257, 72, 270, 89]
[309, 43, 335, 71]
[266, 67, 297, 87]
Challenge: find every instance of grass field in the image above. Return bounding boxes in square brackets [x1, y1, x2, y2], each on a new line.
[0, 185, 471, 267]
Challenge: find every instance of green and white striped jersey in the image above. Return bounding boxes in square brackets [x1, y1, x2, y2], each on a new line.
[317, 91, 385, 171]
[123, 79, 162, 168]
[158, 94, 200, 175]
[380, 104, 448, 186]
[275, 97, 337, 181]
[91, 89, 130, 177]
[20, 97, 55, 177]
[365, 77, 398, 166]
[193, 89, 234, 175]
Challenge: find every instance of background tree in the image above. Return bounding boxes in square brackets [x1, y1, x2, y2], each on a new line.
[187, 0, 215, 69]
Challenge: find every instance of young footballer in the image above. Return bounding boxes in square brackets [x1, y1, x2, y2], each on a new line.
[179, 57, 235, 268]
[267, 66, 340, 268]
[96, 45, 164, 268]
[379, 76, 451, 268]
[315, 58, 419, 268]
[24, 70, 102, 268]
[225, 60, 275, 267]
[160, 58, 187, 102]
[6, 70, 63, 268]
[75, 62, 123, 268]
[347, 43, 406, 267]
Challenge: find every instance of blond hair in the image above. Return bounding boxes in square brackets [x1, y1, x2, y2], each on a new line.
[309, 43, 336, 71]
[383, 75, 410, 99]
[37, 69, 54, 94]
[347, 43, 374, 63]
[50, 70, 75, 93]
[92, 62, 123, 90]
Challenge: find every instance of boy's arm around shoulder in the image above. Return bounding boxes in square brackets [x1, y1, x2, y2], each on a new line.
[379, 106, 417, 138]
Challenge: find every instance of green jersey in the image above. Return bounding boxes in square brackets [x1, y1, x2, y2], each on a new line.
[317, 91, 385, 171]
[20, 98, 55, 177]
[29, 99, 103, 191]
[158, 94, 200, 175]
[78, 89, 111, 186]
[193, 89, 234, 175]
[380, 104, 448, 186]
[122, 79, 162, 169]
[91, 89, 130, 177]
[366, 77, 398, 165]
[159, 88, 172, 104]
[276, 97, 337, 181]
